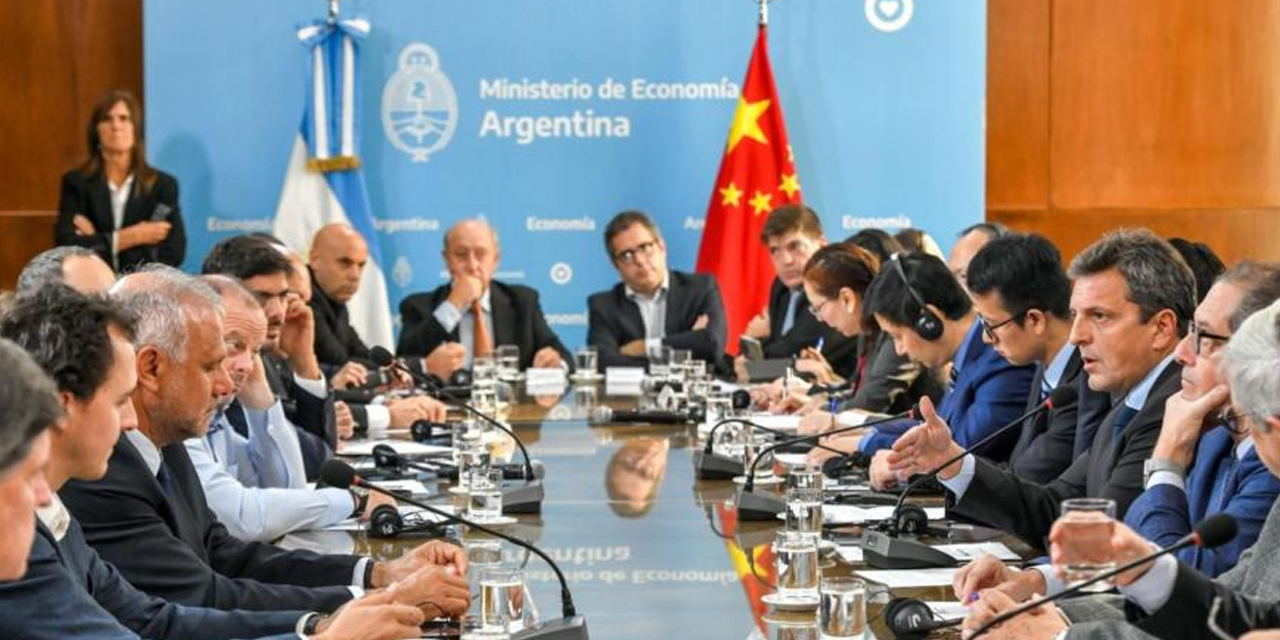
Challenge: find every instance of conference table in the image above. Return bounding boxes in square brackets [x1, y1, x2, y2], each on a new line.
[287, 381, 1036, 640]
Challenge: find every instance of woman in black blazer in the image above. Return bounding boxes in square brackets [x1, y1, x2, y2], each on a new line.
[55, 90, 185, 272]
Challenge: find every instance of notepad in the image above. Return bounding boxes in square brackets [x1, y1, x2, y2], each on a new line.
[855, 567, 962, 588]
[836, 542, 1016, 566]
[336, 440, 452, 457]
[824, 505, 945, 525]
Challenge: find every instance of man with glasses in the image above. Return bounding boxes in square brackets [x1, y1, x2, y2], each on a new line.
[587, 210, 726, 369]
[398, 219, 571, 372]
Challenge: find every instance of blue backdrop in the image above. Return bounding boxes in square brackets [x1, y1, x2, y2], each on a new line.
[143, 0, 985, 349]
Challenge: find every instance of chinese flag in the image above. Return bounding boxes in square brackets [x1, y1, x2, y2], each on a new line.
[696, 24, 802, 354]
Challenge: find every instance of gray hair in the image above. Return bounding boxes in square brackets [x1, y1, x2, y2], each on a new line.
[1223, 297, 1280, 426]
[1219, 261, 1280, 333]
[0, 338, 62, 475]
[198, 274, 262, 311]
[443, 218, 500, 252]
[111, 265, 222, 362]
[16, 246, 100, 296]
[1068, 228, 1196, 333]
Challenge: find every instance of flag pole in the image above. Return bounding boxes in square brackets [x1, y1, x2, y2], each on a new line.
[757, 0, 771, 26]
[326, 0, 341, 26]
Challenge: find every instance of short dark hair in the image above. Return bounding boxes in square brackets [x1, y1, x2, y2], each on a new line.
[16, 246, 100, 296]
[804, 243, 881, 300]
[845, 229, 904, 265]
[966, 233, 1072, 319]
[1068, 228, 1195, 333]
[0, 338, 62, 476]
[760, 204, 823, 244]
[201, 235, 293, 280]
[1167, 238, 1225, 304]
[1219, 261, 1280, 332]
[0, 285, 137, 401]
[603, 211, 661, 258]
[959, 222, 1009, 241]
[864, 252, 972, 328]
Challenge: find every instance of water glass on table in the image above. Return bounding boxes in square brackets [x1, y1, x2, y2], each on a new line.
[774, 531, 820, 600]
[467, 468, 504, 521]
[573, 346, 598, 377]
[496, 345, 521, 379]
[1056, 497, 1117, 591]
[479, 567, 539, 632]
[818, 576, 866, 639]
[787, 463, 825, 492]
[785, 488, 824, 543]
[767, 616, 820, 640]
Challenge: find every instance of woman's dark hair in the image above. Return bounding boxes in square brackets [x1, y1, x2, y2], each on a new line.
[79, 90, 157, 193]
[845, 229, 904, 265]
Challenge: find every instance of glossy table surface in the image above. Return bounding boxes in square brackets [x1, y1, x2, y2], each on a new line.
[288, 383, 1023, 640]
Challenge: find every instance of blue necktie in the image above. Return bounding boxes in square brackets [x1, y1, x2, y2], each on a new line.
[155, 463, 176, 500]
[781, 290, 801, 335]
[1040, 379, 1053, 403]
[1110, 405, 1139, 450]
[948, 365, 961, 393]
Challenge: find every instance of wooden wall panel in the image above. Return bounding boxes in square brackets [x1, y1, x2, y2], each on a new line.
[0, 0, 142, 288]
[986, 0, 1051, 210]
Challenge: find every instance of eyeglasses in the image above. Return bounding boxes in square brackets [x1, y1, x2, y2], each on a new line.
[614, 241, 658, 265]
[808, 297, 834, 318]
[1187, 320, 1231, 356]
[979, 309, 1028, 342]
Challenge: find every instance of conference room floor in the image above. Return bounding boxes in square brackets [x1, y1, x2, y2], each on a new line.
[283, 383, 1015, 639]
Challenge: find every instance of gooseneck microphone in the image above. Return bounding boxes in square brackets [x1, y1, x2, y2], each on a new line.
[967, 513, 1238, 640]
[590, 405, 694, 425]
[702, 418, 846, 457]
[371, 346, 538, 483]
[695, 417, 846, 480]
[321, 459, 589, 640]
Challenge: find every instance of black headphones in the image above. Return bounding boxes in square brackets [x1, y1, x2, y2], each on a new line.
[367, 504, 447, 538]
[410, 420, 450, 443]
[884, 596, 960, 639]
[888, 256, 944, 341]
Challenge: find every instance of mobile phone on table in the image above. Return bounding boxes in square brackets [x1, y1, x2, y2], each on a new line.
[740, 335, 764, 361]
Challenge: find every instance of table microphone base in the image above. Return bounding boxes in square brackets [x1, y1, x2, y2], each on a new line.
[735, 487, 786, 521]
[510, 615, 589, 640]
[502, 480, 545, 515]
[861, 530, 956, 569]
[693, 450, 744, 480]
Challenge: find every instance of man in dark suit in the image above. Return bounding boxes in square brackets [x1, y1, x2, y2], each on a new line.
[893, 230, 1195, 601]
[960, 232, 1091, 483]
[398, 219, 571, 372]
[59, 268, 469, 613]
[308, 223, 373, 370]
[734, 204, 857, 382]
[587, 211, 726, 369]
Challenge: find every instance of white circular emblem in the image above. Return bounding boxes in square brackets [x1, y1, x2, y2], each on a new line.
[381, 43, 458, 163]
[392, 256, 414, 289]
[865, 0, 914, 33]
[549, 262, 573, 286]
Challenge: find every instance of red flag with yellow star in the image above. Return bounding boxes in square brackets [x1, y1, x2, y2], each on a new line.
[696, 24, 802, 354]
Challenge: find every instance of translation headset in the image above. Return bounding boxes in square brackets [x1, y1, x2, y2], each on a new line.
[887, 255, 944, 341]
[883, 595, 958, 640]
[367, 504, 447, 538]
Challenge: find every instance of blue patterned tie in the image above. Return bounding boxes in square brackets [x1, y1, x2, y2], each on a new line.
[781, 290, 801, 335]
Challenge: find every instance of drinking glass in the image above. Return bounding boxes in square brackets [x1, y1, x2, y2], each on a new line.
[467, 468, 504, 521]
[818, 577, 866, 639]
[647, 345, 673, 378]
[473, 355, 498, 385]
[701, 392, 734, 438]
[496, 345, 521, 378]
[785, 488, 824, 543]
[480, 568, 539, 632]
[669, 349, 692, 379]
[767, 617, 820, 640]
[471, 384, 498, 420]
[461, 614, 510, 640]
[774, 531, 819, 599]
[1056, 498, 1117, 591]
[788, 464, 825, 492]
[574, 347, 599, 377]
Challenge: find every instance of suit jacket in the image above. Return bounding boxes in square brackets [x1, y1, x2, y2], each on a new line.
[759, 278, 859, 377]
[858, 322, 1036, 461]
[1005, 349, 1086, 484]
[586, 270, 727, 369]
[841, 330, 944, 416]
[309, 269, 372, 369]
[55, 168, 186, 271]
[1124, 427, 1280, 578]
[0, 519, 303, 640]
[1130, 561, 1280, 640]
[59, 435, 358, 612]
[262, 353, 335, 479]
[951, 360, 1182, 552]
[397, 280, 571, 367]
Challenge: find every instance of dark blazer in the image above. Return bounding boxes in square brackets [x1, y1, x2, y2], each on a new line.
[760, 278, 859, 378]
[59, 435, 358, 612]
[309, 268, 373, 370]
[842, 331, 944, 416]
[1005, 349, 1086, 484]
[397, 280, 572, 368]
[1133, 561, 1280, 640]
[55, 168, 186, 271]
[0, 519, 303, 640]
[858, 322, 1036, 460]
[951, 360, 1182, 552]
[586, 270, 727, 369]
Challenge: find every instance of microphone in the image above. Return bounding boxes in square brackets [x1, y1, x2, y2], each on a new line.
[320, 460, 589, 640]
[372, 347, 539, 483]
[967, 513, 1238, 640]
[369, 444, 541, 514]
[695, 417, 849, 480]
[862, 386, 1077, 569]
[590, 405, 694, 425]
[734, 408, 918, 521]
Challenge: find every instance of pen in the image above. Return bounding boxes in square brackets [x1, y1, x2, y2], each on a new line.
[815, 337, 824, 352]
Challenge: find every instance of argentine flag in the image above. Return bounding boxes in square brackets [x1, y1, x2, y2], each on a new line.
[273, 16, 394, 350]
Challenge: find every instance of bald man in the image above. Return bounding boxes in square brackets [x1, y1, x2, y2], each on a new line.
[308, 223, 373, 370]
[398, 219, 571, 374]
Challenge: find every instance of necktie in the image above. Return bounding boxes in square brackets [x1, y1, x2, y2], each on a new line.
[223, 401, 250, 438]
[781, 290, 802, 335]
[947, 365, 960, 393]
[155, 463, 176, 501]
[472, 300, 492, 358]
[1110, 405, 1139, 450]
[1040, 379, 1054, 403]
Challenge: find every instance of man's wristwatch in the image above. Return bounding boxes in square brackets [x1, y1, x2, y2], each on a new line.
[1143, 457, 1186, 485]
[349, 487, 369, 518]
[297, 612, 326, 638]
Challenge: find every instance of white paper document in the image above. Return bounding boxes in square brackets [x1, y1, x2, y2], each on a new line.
[824, 505, 945, 525]
[925, 601, 970, 620]
[855, 567, 961, 588]
[933, 542, 1019, 562]
[374, 479, 432, 494]
[336, 440, 452, 457]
